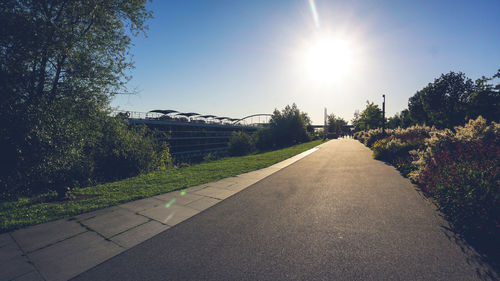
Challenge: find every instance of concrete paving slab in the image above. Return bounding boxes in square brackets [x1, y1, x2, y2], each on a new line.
[193, 186, 237, 199]
[0, 255, 38, 281]
[111, 220, 170, 248]
[0, 236, 39, 280]
[153, 191, 204, 206]
[118, 197, 166, 212]
[80, 208, 148, 238]
[185, 197, 221, 211]
[12, 218, 86, 253]
[184, 184, 208, 193]
[210, 178, 259, 192]
[11, 270, 45, 281]
[210, 177, 239, 188]
[0, 236, 23, 262]
[139, 204, 200, 226]
[28, 231, 123, 281]
[74, 206, 120, 221]
[0, 232, 12, 247]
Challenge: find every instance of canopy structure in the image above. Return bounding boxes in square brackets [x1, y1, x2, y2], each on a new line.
[176, 112, 200, 117]
[149, 109, 178, 115]
[198, 115, 217, 119]
[215, 117, 230, 120]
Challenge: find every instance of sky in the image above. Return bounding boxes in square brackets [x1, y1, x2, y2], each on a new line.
[112, 0, 500, 125]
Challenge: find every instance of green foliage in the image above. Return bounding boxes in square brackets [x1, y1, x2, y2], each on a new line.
[372, 137, 412, 162]
[415, 138, 499, 235]
[327, 113, 347, 136]
[254, 126, 275, 150]
[92, 118, 171, 182]
[0, 1, 154, 199]
[255, 103, 311, 150]
[354, 128, 390, 148]
[352, 101, 384, 131]
[406, 71, 500, 128]
[387, 109, 412, 129]
[228, 131, 255, 156]
[203, 152, 222, 162]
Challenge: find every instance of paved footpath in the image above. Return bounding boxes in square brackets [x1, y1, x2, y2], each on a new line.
[72, 139, 499, 281]
[1, 144, 320, 281]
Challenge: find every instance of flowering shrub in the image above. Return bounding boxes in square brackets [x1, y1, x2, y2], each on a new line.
[358, 117, 500, 237]
[410, 116, 500, 181]
[392, 124, 433, 142]
[416, 140, 500, 234]
[410, 117, 500, 235]
[372, 137, 411, 162]
[354, 128, 394, 148]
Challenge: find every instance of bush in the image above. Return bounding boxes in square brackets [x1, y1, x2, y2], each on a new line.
[254, 126, 276, 151]
[416, 140, 499, 234]
[92, 118, 171, 182]
[0, 114, 171, 200]
[408, 117, 500, 235]
[359, 117, 500, 236]
[360, 128, 391, 148]
[372, 137, 412, 162]
[228, 131, 255, 156]
[254, 104, 311, 151]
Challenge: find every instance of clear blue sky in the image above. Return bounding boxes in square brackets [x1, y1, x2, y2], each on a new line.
[112, 0, 500, 124]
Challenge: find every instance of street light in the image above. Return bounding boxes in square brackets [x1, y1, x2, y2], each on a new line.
[382, 94, 386, 135]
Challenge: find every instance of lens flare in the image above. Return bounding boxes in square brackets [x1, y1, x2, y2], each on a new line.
[308, 0, 320, 28]
[165, 198, 176, 208]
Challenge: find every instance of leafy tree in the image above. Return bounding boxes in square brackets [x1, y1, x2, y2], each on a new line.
[327, 113, 347, 135]
[407, 72, 475, 128]
[255, 103, 311, 149]
[0, 1, 154, 198]
[353, 101, 384, 131]
[227, 131, 255, 156]
[387, 109, 412, 129]
[467, 70, 500, 123]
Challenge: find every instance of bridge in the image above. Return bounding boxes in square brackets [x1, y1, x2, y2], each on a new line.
[114, 109, 352, 160]
[113, 110, 272, 160]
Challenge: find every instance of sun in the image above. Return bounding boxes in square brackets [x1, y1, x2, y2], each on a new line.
[305, 38, 354, 85]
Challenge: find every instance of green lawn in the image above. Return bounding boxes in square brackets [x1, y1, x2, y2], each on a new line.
[0, 140, 323, 233]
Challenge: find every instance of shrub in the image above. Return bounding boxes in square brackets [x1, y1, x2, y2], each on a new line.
[0, 114, 171, 200]
[363, 128, 392, 148]
[410, 116, 500, 181]
[254, 126, 275, 151]
[409, 117, 500, 234]
[203, 152, 223, 162]
[416, 140, 500, 234]
[372, 137, 412, 162]
[228, 131, 255, 156]
[91, 118, 171, 182]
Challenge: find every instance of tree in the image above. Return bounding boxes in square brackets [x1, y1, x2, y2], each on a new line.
[353, 101, 384, 131]
[407, 72, 475, 128]
[467, 70, 500, 123]
[327, 113, 347, 135]
[256, 103, 311, 149]
[0, 1, 153, 198]
[387, 109, 412, 129]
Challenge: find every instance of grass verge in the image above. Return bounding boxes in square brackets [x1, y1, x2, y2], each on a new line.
[0, 140, 323, 233]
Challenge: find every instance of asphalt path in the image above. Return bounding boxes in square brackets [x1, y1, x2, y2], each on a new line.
[74, 139, 498, 281]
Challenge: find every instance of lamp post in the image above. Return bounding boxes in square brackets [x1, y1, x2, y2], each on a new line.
[324, 107, 327, 140]
[382, 94, 386, 135]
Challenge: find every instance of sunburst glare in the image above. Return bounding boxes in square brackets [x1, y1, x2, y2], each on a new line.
[304, 37, 354, 85]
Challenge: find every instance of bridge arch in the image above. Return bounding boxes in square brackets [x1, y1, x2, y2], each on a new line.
[233, 114, 272, 126]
